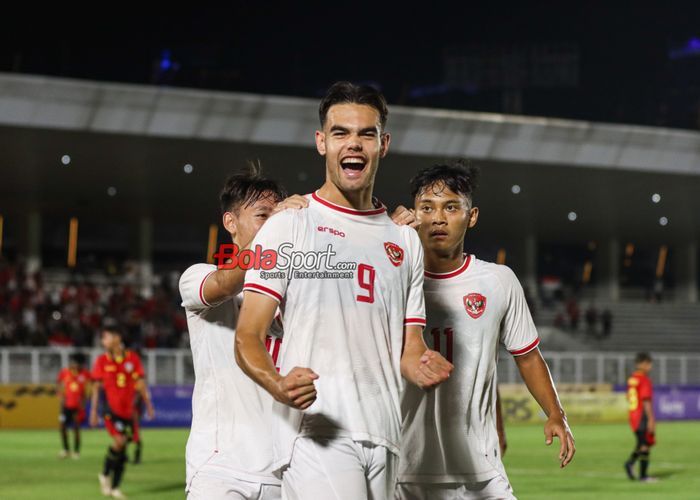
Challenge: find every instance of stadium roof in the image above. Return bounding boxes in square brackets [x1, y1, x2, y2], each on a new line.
[1, 73, 699, 246]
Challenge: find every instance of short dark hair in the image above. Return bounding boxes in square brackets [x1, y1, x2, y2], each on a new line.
[410, 159, 480, 205]
[102, 318, 124, 337]
[219, 161, 287, 215]
[635, 352, 652, 364]
[319, 81, 389, 130]
[69, 352, 86, 367]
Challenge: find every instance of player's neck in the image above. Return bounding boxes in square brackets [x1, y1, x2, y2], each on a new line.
[317, 181, 374, 210]
[424, 247, 466, 274]
[109, 346, 125, 358]
[232, 235, 243, 250]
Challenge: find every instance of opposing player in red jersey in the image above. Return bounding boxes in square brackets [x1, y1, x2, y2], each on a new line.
[57, 353, 90, 459]
[90, 321, 155, 499]
[625, 352, 656, 482]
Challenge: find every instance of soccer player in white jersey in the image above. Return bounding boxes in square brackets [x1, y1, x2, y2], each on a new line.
[235, 81, 454, 500]
[179, 164, 307, 500]
[396, 160, 576, 500]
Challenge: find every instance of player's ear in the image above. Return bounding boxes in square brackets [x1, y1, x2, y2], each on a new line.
[315, 130, 326, 156]
[380, 132, 391, 158]
[468, 207, 479, 228]
[222, 211, 237, 237]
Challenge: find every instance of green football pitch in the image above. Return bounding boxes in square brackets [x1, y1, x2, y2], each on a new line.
[1, 422, 699, 499]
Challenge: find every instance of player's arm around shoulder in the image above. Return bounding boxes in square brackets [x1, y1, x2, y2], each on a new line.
[180, 196, 309, 309]
[390, 205, 419, 229]
[178, 263, 221, 312]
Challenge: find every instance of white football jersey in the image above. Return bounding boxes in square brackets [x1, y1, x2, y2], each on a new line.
[179, 263, 283, 488]
[399, 255, 539, 483]
[243, 192, 426, 471]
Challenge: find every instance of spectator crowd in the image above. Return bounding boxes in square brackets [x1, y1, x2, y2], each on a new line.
[0, 260, 188, 349]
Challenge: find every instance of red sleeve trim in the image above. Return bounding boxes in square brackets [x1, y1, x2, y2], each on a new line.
[243, 283, 283, 303]
[510, 338, 540, 356]
[404, 317, 427, 326]
[199, 270, 216, 307]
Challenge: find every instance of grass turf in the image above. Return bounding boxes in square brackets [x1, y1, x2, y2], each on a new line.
[0, 422, 698, 499]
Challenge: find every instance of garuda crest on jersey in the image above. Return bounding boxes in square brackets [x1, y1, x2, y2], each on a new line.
[463, 293, 486, 319]
[384, 242, 404, 267]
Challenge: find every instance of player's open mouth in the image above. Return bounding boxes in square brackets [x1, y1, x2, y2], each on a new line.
[340, 157, 367, 179]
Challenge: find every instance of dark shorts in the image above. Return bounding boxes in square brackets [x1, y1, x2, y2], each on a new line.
[104, 411, 139, 442]
[633, 414, 654, 447]
[635, 430, 651, 447]
[59, 406, 83, 426]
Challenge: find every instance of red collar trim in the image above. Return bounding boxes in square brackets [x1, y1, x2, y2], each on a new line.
[312, 191, 386, 216]
[424, 255, 472, 280]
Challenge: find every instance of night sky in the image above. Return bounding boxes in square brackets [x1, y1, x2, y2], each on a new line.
[3, 3, 700, 128]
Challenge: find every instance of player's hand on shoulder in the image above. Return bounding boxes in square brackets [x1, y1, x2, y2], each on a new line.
[391, 205, 419, 229]
[415, 350, 453, 389]
[273, 194, 309, 214]
[544, 414, 576, 468]
[274, 366, 319, 410]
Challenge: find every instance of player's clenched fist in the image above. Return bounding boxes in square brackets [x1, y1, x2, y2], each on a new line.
[273, 367, 319, 410]
[415, 350, 453, 389]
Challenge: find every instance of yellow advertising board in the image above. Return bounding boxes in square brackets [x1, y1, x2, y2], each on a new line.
[499, 384, 628, 424]
[0, 384, 61, 429]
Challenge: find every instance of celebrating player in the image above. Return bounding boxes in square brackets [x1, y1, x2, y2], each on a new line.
[179, 164, 307, 499]
[56, 352, 90, 459]
[90, 321, 154, 499]
[624, 352, 657, 482]
[235, 81, 453, 500]
[396, 161, 575, 499]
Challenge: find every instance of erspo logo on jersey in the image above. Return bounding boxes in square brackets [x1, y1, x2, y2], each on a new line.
[317, 226, 345, 238]
[213, 243, 357, 279]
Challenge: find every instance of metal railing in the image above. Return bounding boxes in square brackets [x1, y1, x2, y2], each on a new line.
[0, 348, 195, 386]
[496, 350, 700, 386]
[1, 347, 699, 386]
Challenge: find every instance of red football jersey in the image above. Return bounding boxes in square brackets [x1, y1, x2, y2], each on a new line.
[57, 367, 90, 410]
[627, 370, 653, 431]
[91, 350, 145, 419]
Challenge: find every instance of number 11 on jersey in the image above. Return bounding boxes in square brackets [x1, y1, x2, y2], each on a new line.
[429, 327, 454, 363]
